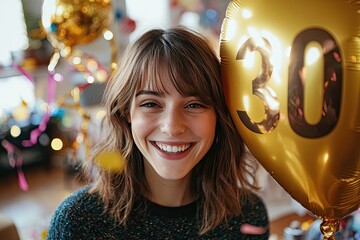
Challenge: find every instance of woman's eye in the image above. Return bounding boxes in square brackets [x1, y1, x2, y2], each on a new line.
[140, 102, 159, 108]
[186, 102, 206, 109]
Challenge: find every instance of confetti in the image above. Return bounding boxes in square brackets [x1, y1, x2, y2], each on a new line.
[95, 151, 125, 172]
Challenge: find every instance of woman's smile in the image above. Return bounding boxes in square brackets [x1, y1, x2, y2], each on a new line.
[151, 141, 194, 161]
[154, 142, 192, 154]
[129, 80, 217, 180]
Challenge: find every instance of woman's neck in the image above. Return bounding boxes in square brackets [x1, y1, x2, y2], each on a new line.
[144, 162, 194, 207]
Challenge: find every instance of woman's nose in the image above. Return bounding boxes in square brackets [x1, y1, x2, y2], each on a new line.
[160, 109, 186, 136]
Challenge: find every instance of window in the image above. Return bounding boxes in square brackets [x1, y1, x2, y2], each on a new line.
[0, 0, 28, 66]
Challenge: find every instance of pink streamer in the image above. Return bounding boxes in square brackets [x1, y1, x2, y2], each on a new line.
[1, 140, 29, 191]
[17, 169, 29, 191]
[22, 111, 51, 147]
[48, 71, 56, 103]
[22, 71, 56, 147]
[1, 140, 16, 168]
[8, 52, 52, 191]
[12, 62, 35, 85]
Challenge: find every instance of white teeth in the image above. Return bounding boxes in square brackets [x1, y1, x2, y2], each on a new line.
[156, 142, 191, 153]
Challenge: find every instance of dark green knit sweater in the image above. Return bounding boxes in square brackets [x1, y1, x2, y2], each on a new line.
[46, 186, 269, 239]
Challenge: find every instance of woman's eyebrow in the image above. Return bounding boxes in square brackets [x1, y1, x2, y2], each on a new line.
[135, 90, 163, 97]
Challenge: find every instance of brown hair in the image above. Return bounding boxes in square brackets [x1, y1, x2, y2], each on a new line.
[84, 26, 258, 234]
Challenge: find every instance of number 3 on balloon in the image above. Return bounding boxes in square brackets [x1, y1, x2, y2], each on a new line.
[236, 37, 280, 134]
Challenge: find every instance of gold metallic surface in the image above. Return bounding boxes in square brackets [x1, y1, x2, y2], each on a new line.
[220, 0, 360, 225]
[41, 0, 111, 47]
[320, 218, 340, 240]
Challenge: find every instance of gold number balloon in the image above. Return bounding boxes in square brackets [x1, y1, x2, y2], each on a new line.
[220, 0, 359, 238]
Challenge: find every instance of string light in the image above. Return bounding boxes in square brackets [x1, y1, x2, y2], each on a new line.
[10, 125, 21, 137]
[51, 138, 63, 151]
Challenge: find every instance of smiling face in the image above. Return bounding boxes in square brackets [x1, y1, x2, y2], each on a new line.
[129, 78, 217, 181]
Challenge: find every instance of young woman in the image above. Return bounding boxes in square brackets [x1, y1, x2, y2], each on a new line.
[46, 26, 269, 239]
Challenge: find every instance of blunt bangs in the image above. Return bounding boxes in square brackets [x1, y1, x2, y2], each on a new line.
[133, 31, 217, 106]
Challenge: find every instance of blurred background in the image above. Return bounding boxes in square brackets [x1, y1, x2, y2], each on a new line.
[0, 0, 317, 239]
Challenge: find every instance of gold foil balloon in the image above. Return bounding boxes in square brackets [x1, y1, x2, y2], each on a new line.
[220, 0, 360, 238]
[41, 0, 112, 48]
[41, 0, 118, 73]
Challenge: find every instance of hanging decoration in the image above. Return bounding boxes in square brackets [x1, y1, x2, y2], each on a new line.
[55, 83, 93, 162]
[19, 0, 120, 160]
[0, 61, 38, 191]
[38, 0, 119, 161]
[41, 0, 118, 72]
[2, 0, 122, 190]
[1, 140, 29, 191]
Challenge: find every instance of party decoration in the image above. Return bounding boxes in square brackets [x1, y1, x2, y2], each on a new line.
[0, 0, 120, 196]
[41, 0, 118, 71]
[41, 0, 111, 47]
[220, 0, 360, 239]
[1, 140, 29, 191]
[20, 0, 119, 154]
[118, 16, 136, 35]
[170, 0, 203, 12]
[94, 150, 125, 172]
[12, 100, 31, 122]
[12, 62, 34, 85]
[56, 85, 93, 161]
[2, 0, 122, 192]
[114, 9, 136, 35]
[21, 69, 54, 148]
[170, 0, 229, 36]
[1, 62, 36, 191]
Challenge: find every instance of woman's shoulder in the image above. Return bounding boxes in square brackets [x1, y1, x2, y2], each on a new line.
[48, 185, 103, 222]
[54, 185, 101, 214]
[204, 191, 269, 239]
[241, 191, 267, 209]
[46, 185, 113, 239]
[233, 190, 269, 234]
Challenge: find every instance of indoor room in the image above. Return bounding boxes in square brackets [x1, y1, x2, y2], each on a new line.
[0, 0, 359, 239]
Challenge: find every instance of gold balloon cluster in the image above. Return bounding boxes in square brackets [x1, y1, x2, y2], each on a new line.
[41, 0, 117, 72]
[37, 0, 118, 162]
[42, 0, 112, 47]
